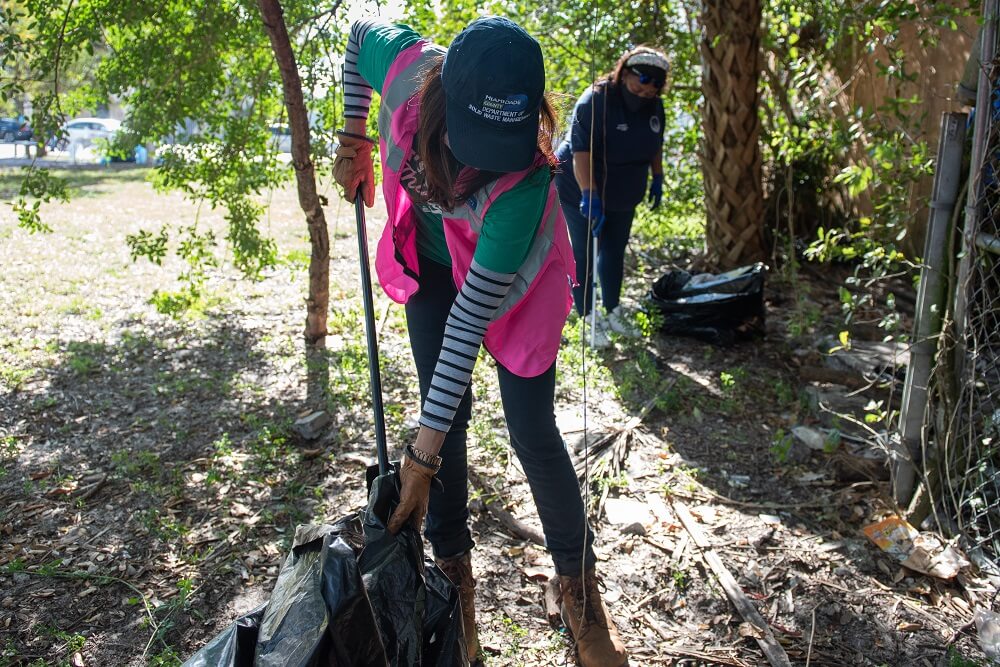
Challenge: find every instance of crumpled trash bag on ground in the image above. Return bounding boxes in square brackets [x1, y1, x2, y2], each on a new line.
[183, 605, 267, 667]
[182, 470, 468, 667]
[974, 607, 1000, 662]
[647, 262, 767, 345]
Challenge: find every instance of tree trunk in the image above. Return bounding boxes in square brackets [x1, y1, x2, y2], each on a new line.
[700, 0, 766, 268]
[258, 0, 330, 403]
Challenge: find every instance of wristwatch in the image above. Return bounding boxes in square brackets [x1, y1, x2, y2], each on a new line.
[405, 444, 442, 472]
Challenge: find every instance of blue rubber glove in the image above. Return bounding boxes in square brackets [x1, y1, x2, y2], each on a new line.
[580, 190, 605, 237]
[648, 173, 663, 209]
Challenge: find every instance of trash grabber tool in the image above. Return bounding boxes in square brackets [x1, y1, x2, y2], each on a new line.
[353, 193, 390, 476]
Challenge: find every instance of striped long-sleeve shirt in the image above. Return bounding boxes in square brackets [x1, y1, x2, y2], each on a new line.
[343, 20, 381, 120]
[419, 262, 515, 432]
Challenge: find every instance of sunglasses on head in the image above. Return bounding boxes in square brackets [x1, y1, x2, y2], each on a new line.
[629, 67, 664, 87]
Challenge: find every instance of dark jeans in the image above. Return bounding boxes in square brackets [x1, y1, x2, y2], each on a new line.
[560, 196, 636, 316]
[404, 257, 595, 576]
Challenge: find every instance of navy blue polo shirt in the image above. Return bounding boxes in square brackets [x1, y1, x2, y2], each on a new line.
[555, 83, 664, 211]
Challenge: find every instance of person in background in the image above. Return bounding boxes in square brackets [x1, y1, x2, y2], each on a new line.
[555, 46, 669, 348]
[333, 16, 629, 667]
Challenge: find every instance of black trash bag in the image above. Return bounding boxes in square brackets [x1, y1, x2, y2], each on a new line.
[647, 262, 767, 345]
[182, 468, 467, 667]
[360, 470, 467, 667]
[254, 517, 387, 666]
[181, 605, 266, 667]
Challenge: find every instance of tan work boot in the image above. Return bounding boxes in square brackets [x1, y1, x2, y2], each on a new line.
[558, 569, 628, 667]
[436, 551, 482, 665]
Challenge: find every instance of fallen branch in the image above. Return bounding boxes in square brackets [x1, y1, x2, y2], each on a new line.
[805, 606, 816, 667]
[468, 468, 545, 546]
[669, 480, 877, 511]
[671, 500, 792, 667]
[74, 473, 107, 501]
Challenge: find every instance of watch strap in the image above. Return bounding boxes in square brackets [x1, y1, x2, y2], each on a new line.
[405, 444, 442, 472]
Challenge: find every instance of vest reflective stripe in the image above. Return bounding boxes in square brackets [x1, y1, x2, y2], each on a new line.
[445, 166, 558, 320]
[379, 44, 444, 172]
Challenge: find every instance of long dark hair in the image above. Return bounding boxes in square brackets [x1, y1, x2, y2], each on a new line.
[416, 57, 559, 210]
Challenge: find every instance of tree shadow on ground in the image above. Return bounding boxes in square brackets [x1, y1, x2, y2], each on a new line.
[0, 313, 384, 665]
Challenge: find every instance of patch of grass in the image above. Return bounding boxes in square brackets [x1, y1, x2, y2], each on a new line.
[111, 449, 162, 478]
[718, 366, 748, 413]
[280, 248, 310, 271]
[143, 578, 196, 665]
[596, 470, 630, 491]
[326, 342, 375, 410]
[58, 294, 103, 321]
[149, 286, 222, 319]
[661, 462, 704, 496]
[148, 646, 182, 667]
[213, 432, 234, 457]
[773, 379, 797, 408]
[0, 638, 16, 663]
[0, 435, 24, 478]
[788, 294, 822, 338]
[141, 509, 191, 542]
[0, 363, 33, 390]
[44, 627, 87, 658]
[615, 350, 661, 406]
[152, 368, 226, 398]
[2, 557, 27, 573]
[632, 209, 704, 259]
[0, 166, 150, 201]
[555, 315, 617, 395]
[239, 414, 296, 479]
[946, 649, 986, 667]
[64, 341, 105, 376]
[770, 429, 795, 463]
[497, 614, 529, 657]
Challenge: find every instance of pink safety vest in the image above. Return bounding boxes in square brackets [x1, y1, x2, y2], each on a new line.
[373, 41, 576, 377]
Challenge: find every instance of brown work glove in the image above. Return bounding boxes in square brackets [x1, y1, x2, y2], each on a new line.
[332, 133, 375, 207]
[386, 453, 437, 534]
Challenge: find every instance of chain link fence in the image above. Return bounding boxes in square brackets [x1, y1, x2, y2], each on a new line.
[931, 11, 1000, 571]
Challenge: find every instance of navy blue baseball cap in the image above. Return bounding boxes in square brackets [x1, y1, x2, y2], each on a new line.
[441, 17, 544, 173]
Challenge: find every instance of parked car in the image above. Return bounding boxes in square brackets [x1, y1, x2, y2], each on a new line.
[156, 124, 294, 166]
[49, 117, 134, 162]
[0, 117, 33, 142]
[269, 124, 292, 154]
[49, 117, 121, 150]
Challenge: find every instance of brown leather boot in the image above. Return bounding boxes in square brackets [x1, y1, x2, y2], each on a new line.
[558, 569, 628, 667]
[436, 551, 482, 665]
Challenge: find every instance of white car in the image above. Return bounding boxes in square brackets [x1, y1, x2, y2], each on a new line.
[269, 124, 292, 154]
[50, 117, 124, 162]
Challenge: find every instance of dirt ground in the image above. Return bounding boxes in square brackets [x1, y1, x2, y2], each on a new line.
[0, 167, 993, 666]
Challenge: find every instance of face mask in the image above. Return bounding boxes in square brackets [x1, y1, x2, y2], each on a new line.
[622, 87, 652, 112]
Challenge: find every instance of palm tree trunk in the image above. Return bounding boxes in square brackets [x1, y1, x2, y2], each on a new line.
[700, 0, 767, 268]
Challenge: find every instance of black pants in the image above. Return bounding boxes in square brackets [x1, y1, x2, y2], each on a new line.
[404, 257, 595, 576]
[560, 195, 636, 316]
